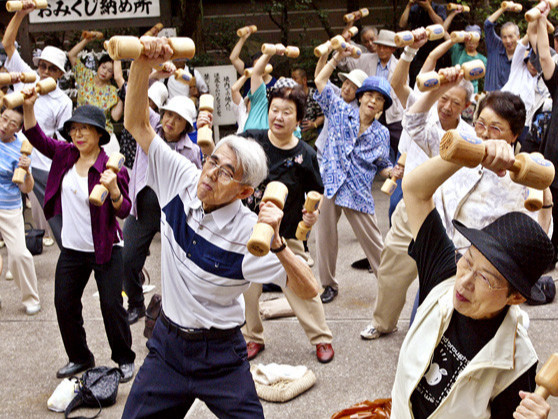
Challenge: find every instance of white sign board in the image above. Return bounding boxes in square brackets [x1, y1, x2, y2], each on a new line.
[196, 65, 237, 126]
[29, 0, 160, 23]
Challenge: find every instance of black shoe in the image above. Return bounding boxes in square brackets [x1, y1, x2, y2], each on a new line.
[320, 286, 338, 304]
[56, 359, 95, 379]
[127, 305, 146, 325]
[351, 258, 372, 272]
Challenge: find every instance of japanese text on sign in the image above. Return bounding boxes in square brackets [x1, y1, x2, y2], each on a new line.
[197, 65, 237, 126]
[29, 0, 160, 23]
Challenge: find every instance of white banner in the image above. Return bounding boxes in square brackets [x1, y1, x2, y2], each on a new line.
[196, 65, 238, 126]
[29, 0, 160, 23]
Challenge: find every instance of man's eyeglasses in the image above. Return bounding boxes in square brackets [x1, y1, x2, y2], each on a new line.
[205, 157, 240, 185]
[454, 247, 508, 291]
[38, 62, 60, 73]
[474, 120, 504, 138]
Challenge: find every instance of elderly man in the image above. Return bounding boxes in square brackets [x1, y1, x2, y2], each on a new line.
[121, 37, 318, 419]
[3, 0, 72, 248]
[484, 3, 521, 91]
[393, 138, 552, 418]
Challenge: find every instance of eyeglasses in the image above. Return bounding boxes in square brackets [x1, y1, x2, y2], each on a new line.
[38, 62, 60, 73]
[69, 125, 91, 136]
[205, 157, 240, 185]
[0, 115, 20, 131]
[474, 120, 504, 138]
[454, 247, 508, 291]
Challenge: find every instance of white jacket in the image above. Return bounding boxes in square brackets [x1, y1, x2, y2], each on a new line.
[391, 278, 537, 419]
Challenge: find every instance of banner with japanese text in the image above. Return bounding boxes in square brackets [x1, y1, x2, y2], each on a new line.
[29, 0, 160, 23]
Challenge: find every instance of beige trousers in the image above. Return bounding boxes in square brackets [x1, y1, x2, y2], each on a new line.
[0, 208, 40, 307]
[315, 195, 384, 289]
[242, 239, 333, 345]
[371, 200, 417, 333]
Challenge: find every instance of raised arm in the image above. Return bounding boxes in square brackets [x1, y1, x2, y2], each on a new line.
[124, 37, 173, 154]
[392, 33, 428, 106]
[2, 1, 35, 58]
[424, 1, 444, 25]
[229, 33, 251, 75]
[315, 48, 352, 93]
[113, 60, 125, 89]
[443, 8, 462, 40]
[250, 52, 272, 94]
[231, 74, 248, 105]
[399, 1, 413, 29]
[422, 38, 454, 73]
[314, 46, 331, 80]
[68, 37, 92, 68]
[536, 7, 555, 80]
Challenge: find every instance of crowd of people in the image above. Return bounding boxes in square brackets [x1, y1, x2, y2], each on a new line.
[1, 0, 558, 417]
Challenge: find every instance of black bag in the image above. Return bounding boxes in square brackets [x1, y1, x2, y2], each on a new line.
[64, 367, 121, 419]
[24, 223, 44, 255]
[144, 293, 162, 339]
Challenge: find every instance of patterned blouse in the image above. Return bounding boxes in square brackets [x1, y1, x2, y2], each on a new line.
[73, 60, 119, 134]
[314, 82, 391, 214]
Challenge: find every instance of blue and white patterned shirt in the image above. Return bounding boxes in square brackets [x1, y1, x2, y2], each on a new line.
[314, 82, 391, 214]
[0, 135, 23, 210]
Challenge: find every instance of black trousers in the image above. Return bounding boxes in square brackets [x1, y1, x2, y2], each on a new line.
[54, 246, 135, 365]
[122, 187, 161, 309]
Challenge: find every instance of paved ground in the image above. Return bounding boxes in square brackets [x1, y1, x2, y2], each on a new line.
[0, 179, 557, 418]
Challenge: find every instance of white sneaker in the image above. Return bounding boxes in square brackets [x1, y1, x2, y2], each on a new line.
[25, 303, 41, 315]
[307, 253, 314, 267]
[360, 324, 397, 340]
[0, 240, 4, 248]
[43, 237, 55, 247]
[5, 270, 13, 280]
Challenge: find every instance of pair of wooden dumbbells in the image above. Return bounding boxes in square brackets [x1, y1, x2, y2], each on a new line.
[394, 25, 445, 47]
[314, 34, 361, 58]
[247, 182, 322, 257]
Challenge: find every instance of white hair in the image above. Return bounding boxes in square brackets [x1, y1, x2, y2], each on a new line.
[214, 135, 268, 187]
[457, 79, 474, 103]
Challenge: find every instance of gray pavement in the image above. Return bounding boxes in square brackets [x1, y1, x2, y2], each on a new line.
[0, 179, 557, 418]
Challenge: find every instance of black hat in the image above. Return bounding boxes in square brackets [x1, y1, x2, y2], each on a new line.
[453, 212, 554, 304]
[61, 105, 111, 146]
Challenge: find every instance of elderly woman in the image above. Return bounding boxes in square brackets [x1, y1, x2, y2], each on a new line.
[68, 36, 123, 135]
[396, 138, 552, 418]
[313, 46, 396, 304]
[21, 88, 135, 382]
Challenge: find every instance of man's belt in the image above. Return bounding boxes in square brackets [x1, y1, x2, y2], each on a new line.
[160, 311, 240, 341]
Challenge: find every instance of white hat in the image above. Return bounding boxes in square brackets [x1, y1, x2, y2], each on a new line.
[373, 30, 397, 48]
[159, 95, 197, 128]
[32, 46, 67, 73]
[148, 81, 168, 110]
[338, 69, 368, 88]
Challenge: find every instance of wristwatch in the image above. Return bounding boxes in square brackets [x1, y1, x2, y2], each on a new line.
[270, 236, 287, 253]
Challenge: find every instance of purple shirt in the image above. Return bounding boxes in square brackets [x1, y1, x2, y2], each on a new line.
[23, 124, 131, 264]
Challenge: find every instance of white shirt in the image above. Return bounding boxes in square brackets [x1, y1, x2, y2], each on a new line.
[61, 165, 94, 252]
[5, 49, 73, 172]
[147, 135, 287, 329]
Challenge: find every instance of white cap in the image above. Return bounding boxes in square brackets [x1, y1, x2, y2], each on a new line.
[32, 46, 67, 73]
[148, 81, 168, 110]
[338, 69, 368, 88]
[159, 95, 197, 128]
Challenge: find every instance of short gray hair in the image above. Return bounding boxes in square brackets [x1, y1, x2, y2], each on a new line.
[214, 135, 268, 188]
[457, 79, 474, 103]
[362, 26, 378, 37]
[501, 22, 519, 37]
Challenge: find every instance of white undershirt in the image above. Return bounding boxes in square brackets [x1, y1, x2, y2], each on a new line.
[61, 165, 94, 252]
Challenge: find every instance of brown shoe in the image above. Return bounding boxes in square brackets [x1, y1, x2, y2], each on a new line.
[316, 343, 334, 363]
[246, 341, 265, 361]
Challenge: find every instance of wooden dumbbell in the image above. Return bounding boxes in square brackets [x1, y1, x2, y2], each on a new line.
[237, 25, 257, 37]
[416, 60, 485, 92]
[6, 0, 47, 11]
[524, 187, 544, 211]
[347, 26, 359, 38]
[82, 31, 104, 40]
[89, 153, 125, 206]
[535, 353, 558, 400]
[501, 1, 522, 12]
[295, 191, 322, 241]
[315, 34, 350, 57]
[243, 64, 273, 78]
[526, 0, 558, 21]
[197, 94, 215, 154]
[104, 36, 195, 61]
[12, 139, 33, 185]
[3, 77, 57, 109]
[143, 23, 164, 37]
[446, 2, 470, 12]
[439, 130, 555, 189]
[395, 25, 445, 47]
[381, 153, 406, 195]
[343, 8, 369, 23]
[247, 182, 289, 257]
[0, 72, 36, 86]
[450, 31, 481, 43]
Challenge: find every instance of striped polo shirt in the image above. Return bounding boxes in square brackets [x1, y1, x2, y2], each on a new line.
[147, 135, 287, 329]
[0, 135, 23, 210]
